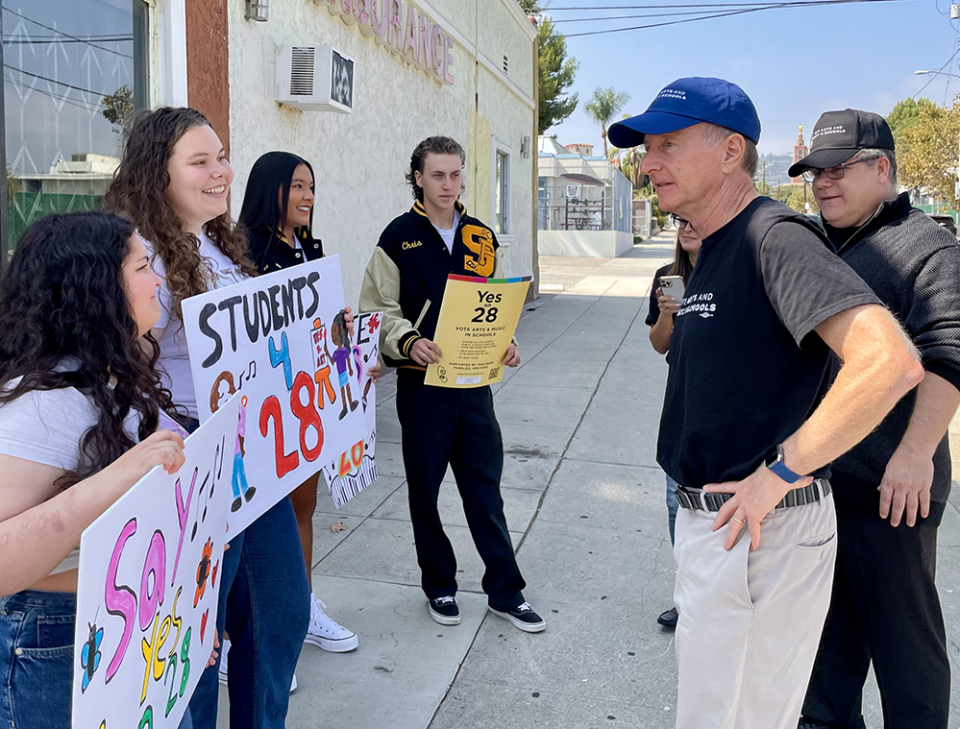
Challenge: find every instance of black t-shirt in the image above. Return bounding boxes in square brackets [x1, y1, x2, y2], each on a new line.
[656, 197, 880, 488]
[646, 263, 672, 326]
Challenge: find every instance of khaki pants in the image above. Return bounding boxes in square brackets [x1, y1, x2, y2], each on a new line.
[673, 493, 837, 729]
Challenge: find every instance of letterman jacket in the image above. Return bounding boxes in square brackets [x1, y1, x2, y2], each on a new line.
[359, 200, 513, 369]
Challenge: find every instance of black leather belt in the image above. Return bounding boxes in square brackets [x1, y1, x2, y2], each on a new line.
[676, 478, 832, 512]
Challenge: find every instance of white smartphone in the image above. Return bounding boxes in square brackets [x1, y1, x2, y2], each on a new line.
[659, 275, 685, 303]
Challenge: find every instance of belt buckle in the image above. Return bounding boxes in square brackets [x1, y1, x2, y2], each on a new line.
[676, 485, 705, 511]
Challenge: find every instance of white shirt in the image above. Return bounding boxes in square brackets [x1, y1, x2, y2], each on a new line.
[0, 380, 140, 574]
[145, 231, 248, 419]
[432, 211, 460, 254]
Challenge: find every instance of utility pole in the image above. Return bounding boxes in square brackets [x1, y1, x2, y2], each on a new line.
[761, 159, 767, 194]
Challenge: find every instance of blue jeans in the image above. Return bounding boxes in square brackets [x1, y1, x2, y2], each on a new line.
[188, 497, 310, 729]
[665, 474, 679, 546]
[0, 590, 75, 729]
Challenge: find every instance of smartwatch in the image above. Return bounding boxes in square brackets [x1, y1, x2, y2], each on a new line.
[765, 443, 804, 484]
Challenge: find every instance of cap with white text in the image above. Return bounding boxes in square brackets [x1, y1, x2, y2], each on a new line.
[607, 77, 761, 149]
[787, 109, 894, 177]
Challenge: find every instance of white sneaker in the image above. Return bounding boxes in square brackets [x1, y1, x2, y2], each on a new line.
[218, 637, 297, 694]
[304, 594, 359, 652]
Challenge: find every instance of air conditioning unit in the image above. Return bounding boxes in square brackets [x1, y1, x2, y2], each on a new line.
[275, 45, 354, 113]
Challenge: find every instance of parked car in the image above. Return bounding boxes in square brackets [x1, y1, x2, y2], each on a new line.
[929, 214, 957, 238]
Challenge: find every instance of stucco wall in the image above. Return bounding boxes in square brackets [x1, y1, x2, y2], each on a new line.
[227, 0, 536, 306]
[538, 230, 634, 259]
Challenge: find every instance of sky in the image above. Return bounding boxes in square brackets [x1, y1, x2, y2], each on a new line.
[544, 0, 960, 156]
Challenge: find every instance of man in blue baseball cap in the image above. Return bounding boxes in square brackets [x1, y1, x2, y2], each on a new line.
[613, 79, 924, 729]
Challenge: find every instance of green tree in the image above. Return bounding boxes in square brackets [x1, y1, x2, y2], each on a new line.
[519, 1, 579, 133]
[102, 85, 135, 146]
[784, 184, 819, 216]
[620, 148, 647, 191]
[899, 100, 960, 210]
[584, 87, 630, 158]
[6, 166, 19, 204]
[886, 97, 936, 146]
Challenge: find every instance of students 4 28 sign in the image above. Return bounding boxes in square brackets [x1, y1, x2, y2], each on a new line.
[181, 255, 366, 535]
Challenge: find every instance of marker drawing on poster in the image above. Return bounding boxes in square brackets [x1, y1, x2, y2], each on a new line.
[180, 255, 366, 535]
[72, 398, 239, 729]
[321, 310, 382, 509]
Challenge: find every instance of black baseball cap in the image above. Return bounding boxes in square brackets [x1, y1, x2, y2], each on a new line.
[788, 109, 895, 177]
[607, 77, 761, 149]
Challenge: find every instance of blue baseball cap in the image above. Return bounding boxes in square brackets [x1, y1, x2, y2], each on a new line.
[608, 77, 761, 148]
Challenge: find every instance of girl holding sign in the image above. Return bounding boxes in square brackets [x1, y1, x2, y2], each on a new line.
[238, 151, 362, 654]
[0, 212, 187, 728]
[105, 108, 309, 729]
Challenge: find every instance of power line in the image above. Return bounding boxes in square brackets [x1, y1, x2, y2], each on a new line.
[1, 7, 133, 59]
[554, 8, 753, 21]
[3, 71, 107, 114]
[3, 36, 133, 44]
[912, 46, 960, 100]
[560, 0, 913, 38]
[4, 63, 131, 101]
[546, 1, 896, 7]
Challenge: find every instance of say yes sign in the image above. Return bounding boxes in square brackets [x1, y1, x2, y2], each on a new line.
[72, 398, 238, 729]
[181, 255, 366, 534]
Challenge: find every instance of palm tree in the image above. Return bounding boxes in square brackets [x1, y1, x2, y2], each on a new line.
[584, 87, 630, 158]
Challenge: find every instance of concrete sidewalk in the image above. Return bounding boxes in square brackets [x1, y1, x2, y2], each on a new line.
[220, 233, 959, 728]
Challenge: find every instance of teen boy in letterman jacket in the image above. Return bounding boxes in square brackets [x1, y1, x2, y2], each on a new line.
[359, 136, 545, 633]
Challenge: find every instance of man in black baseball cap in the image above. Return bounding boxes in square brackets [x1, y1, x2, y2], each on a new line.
[618, 79, 924, 729]
[787, 108, 894, 179]
[795, 109, 958, 729]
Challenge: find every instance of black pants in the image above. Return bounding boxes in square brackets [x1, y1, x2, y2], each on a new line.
[396, 371, 525, 610]
[802, 496, 950, 729]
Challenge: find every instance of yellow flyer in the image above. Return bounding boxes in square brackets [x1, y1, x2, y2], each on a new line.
[425, 274, 531, 388]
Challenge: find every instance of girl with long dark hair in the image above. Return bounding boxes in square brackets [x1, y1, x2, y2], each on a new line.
[105, 108, 309, 729]
[238, 150, 372, 655]
[0, 212, 187, 728]
[645, 215, 703, 630]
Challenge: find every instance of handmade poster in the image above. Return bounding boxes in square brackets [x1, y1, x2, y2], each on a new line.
[321, 310, 382, 509]
[71, 398, 239, 729]
[425, 275, 531, 388]
[180, 256, 366, 535]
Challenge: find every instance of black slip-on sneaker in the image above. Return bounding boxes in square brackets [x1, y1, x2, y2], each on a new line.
[428, 596, 461, 625]
[657, 606, 679, 629]
[488, 602, 546, 633]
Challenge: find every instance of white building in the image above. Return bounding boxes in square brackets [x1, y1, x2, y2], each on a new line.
[1, 0, 539, 302]
[536, 136, 633, 258]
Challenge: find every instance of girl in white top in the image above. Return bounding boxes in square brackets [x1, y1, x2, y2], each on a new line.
[0, 212, 186, 729]
[104, 107, 310, 729]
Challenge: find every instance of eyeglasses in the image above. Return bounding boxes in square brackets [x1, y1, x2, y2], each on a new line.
[801, 156, 869, 183]
[671, 214, 691, 229]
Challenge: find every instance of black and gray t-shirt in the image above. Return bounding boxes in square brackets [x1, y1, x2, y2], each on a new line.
[657, 197, 880, 488]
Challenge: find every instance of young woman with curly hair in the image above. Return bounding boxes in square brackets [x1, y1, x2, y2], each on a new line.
[105, 108, 309, 729]
[0, 212, 187, 729]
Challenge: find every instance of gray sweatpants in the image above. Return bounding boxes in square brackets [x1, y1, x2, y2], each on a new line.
[673, 493, 837, 729]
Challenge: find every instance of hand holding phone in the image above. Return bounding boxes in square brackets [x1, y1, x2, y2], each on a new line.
[659, 275, 685, 305]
